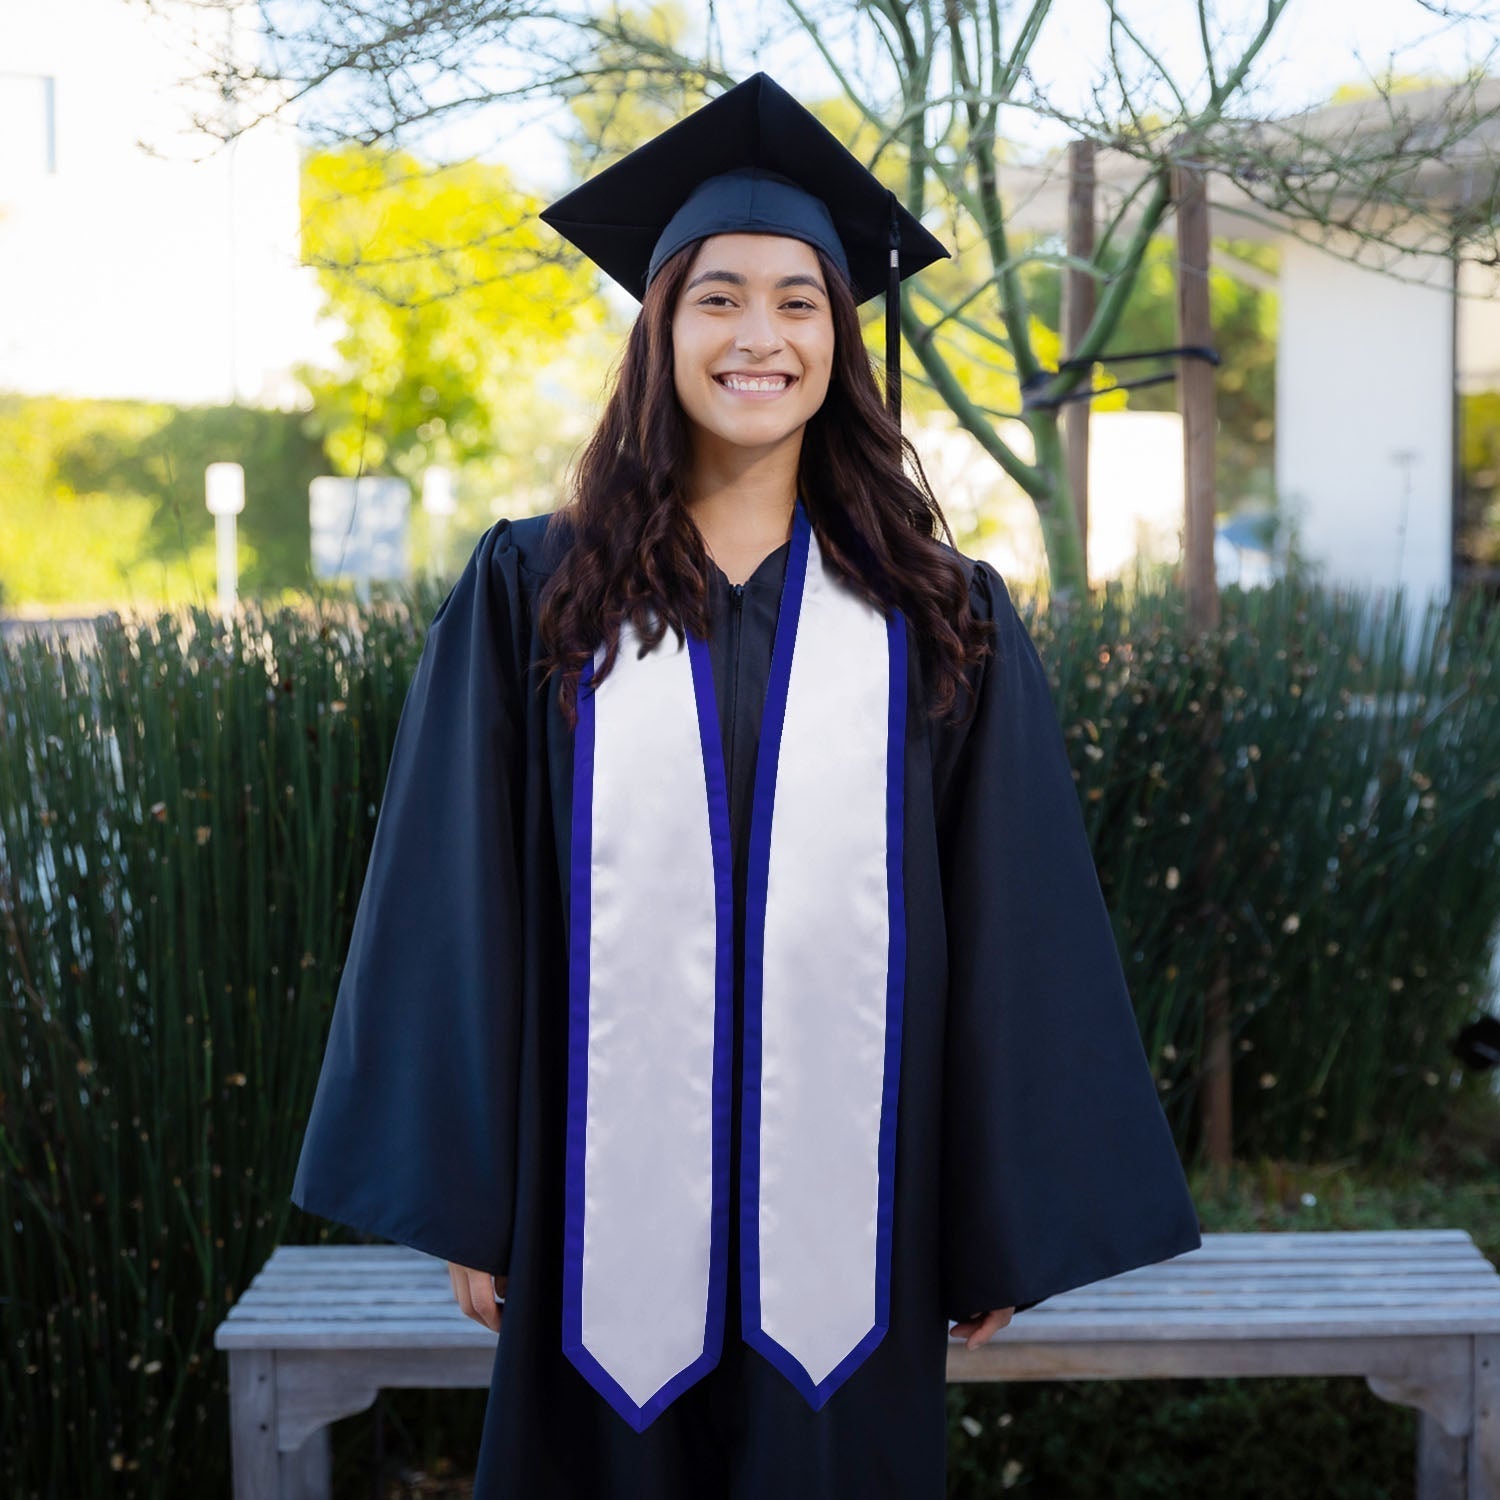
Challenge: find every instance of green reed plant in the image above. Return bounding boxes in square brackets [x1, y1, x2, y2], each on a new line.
[0, 591, 435, 1497]
[1024, 574, 1500, 1160]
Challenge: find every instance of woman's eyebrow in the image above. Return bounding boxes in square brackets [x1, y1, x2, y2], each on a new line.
[684, 269, 827, 294]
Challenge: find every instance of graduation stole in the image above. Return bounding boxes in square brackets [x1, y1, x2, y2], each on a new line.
[563, 499, 908, 1433]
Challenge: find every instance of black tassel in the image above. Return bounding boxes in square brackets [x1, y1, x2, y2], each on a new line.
[886, 191, 902, 424]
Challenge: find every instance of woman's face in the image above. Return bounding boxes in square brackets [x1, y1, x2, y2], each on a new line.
[670, 232, 836, 460]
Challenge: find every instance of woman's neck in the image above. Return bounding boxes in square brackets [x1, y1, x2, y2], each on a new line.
[683, 435, 800, 563]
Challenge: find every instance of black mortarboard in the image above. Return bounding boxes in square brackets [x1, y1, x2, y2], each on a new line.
[539, 72, 950, 421]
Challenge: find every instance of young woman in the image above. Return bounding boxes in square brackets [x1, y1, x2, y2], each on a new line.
[291, 74, 1201, 1499]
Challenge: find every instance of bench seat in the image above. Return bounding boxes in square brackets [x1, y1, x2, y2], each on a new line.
[214, 1229, 1500, 1500]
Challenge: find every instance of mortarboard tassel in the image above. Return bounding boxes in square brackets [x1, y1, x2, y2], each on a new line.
[886, 191, 902, 425]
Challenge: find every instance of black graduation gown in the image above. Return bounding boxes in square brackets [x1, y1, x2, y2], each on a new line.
[290, 510, 1203, 1499]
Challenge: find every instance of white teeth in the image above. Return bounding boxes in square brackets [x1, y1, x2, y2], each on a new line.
[720, 374, 790, 392]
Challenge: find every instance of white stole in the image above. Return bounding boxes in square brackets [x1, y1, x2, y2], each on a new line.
[562, 499, 907, 1432]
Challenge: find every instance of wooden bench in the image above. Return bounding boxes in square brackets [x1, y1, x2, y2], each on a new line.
[214, 1230, 1500, 1500]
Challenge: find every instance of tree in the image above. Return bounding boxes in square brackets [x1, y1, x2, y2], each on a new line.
[297, 144, 608, 542]
[181, 0, 1500, 595]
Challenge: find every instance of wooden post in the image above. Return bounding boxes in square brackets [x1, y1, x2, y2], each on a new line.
[1173, 158, 1232, 1178]
[1174, 161, 1218, 634]
[1065, 139, 1096, 585]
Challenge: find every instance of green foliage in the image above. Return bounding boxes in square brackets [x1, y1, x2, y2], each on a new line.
[0, 589, 435, 1495]
[3, 570, 1500, 1493]
[297, 143, 607, 539]
[1459, 389, 1500, 568]
[0, 396, 326, 608]
[561, 3, 707, 176]
[948, 1373, 1412, 1499]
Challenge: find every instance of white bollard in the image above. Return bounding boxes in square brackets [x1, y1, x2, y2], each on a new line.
[421, 465, 456, 581]
[205, 462, 245, 622]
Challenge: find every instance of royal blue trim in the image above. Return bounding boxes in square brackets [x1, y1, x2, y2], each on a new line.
[561, 653, 598, 1402]
[560, 637, 734, 1433]
[739, 499, 811, 1392]
[877, 611, 908, 1346]
[687, 629, 737, 1377]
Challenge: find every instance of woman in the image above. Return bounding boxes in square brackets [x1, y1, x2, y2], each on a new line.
[291, 74, 1201, 1499]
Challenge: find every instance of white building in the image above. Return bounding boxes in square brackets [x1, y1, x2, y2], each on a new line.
[1005, 82, 1500, 611]
[0, 0, 328, 408]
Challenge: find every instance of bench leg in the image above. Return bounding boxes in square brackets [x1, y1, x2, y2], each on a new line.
[1413, 1336, 1500, 1500]
[228, 1350, 333, 1500]
[1473, 1335, 1499, 1500]
[1419, 1413, 1468, 1500]
[229, 1351, 281, 1500]
[280, 1427, 332, 1500]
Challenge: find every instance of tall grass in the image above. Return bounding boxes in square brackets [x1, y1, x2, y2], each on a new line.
[1, 571, 1498, 1496]
[0, 593, 431, 1496]
[1041, 575, 1500, 1157]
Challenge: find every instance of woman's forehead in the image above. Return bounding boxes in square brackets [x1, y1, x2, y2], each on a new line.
[684, 232, 826, 281]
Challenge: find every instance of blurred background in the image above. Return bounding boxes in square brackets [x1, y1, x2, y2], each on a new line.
[2, 0, 1497, 620]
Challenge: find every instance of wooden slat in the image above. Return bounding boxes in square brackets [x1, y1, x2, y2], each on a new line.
[225, 1304, 479, 1322]
[217, 1234, 1500, 1352]
[217, 1305, 1500, 1351]
[244, 1260, 1482, 1291]
[1170, 1245, 1486, 1260]
[267, 1230, 1483, 1256]
[1064, 1289, 1493, 1315]
[1163, 1235, 1477, 1250]
[217, 1320, 498, 1350]
[228, 1284, 1500, 1323]
[243, 1272, 1500, 1296]
[1110, 1258, 1497, 1277]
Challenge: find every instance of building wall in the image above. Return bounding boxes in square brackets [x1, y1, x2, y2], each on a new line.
[0, 0, 327, 407]
[907, 409, 1186, 592]
[1275, 233, 1455, 607]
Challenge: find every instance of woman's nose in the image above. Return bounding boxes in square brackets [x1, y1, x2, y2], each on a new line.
[735, 304, 782, 357]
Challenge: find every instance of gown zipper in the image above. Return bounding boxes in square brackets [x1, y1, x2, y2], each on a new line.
[727, 580, 744, 794]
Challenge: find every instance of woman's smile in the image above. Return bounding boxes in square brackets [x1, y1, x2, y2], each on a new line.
[714, 370, 798, 398]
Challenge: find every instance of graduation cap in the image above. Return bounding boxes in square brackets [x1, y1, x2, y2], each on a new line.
[539, 72, 950, 421]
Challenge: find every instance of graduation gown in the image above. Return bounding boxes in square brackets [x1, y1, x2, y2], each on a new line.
[290, 509, 1202, 1498]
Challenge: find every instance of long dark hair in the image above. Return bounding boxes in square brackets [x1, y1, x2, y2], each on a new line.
[535, 238, 994, 730]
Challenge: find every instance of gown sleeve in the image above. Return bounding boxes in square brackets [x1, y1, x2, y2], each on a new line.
[290, 520, 529, 1277]
[936, 558, 1202, 1320]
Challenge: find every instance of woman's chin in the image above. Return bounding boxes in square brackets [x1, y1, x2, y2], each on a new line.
[696, 416, 807, 456]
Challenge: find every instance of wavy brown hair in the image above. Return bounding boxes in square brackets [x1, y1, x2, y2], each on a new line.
[535, 237, 994, 730]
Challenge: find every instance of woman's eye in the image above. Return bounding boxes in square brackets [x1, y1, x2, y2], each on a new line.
[699, 294, 737, 307]
[782, 299, 817, 312]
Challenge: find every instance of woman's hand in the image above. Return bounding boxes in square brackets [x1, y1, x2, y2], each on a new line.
[448, 1261, 508, 1334]
[951, 1306, 1014, 1350]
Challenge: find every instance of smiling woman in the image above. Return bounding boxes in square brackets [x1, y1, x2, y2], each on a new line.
[672, 235, 835, 473]
[289, 70, 1203, 1500]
